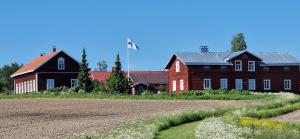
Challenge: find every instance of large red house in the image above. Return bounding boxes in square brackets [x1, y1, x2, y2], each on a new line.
[11, 48, 80, 94]
[165, 46, 300, 93]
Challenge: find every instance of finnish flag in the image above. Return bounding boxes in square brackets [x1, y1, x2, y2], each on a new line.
[127, 38, 140, 50]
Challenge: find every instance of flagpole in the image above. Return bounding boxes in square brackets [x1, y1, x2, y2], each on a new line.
[127, 38, 130, 82]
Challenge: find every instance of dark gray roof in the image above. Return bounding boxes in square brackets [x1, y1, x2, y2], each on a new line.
[174, 50, 300, 66]
[129, 71, 168, 85]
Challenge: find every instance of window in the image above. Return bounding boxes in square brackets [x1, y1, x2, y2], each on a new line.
[16, 84, 19, 94]
[284, 67, 291, 71]
[175, 61, 180, 72]
[220, 78, 228, 89]
[24, 82, 27, 93]
[264, 80, 271, 90]
[47, 79, 55, 89]
[71, 79, 79, 88]
[248, 79, 256, 90]
[203, 79, 211, 89]
[235, 60, 242, 71]
[32, 80, 36, 92]
[235, 79, 243, 90]
[284, 80, 291, 90]
[21, 83, 24, 94]
[203, 66, 210, 70]
[172, 80, 176, 91]
[263, 67, 270, 71]
[58, 57, 65, 70]
[220, 66, 227, 70]
[180, 79, 184, 91]
[248, 61, 255, 71]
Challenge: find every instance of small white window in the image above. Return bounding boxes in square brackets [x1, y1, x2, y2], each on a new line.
[248, 79, 256, 90]
[47, 79, 55, 89]
[235, 79, 243, 90]
[71, 79, 79, 88]
[21, 82, 24, 94]
[175, 61, 180, 72]
[235, 60, 242, 71]
[32, 80, 36, 92]
[16, 84, 19, 94]
[203, 79, 211, 89]
[58, 57, 65, 70]
[284, 80, 291, 90]
[264, 80, 271, 90]
[248, 61, 255, 71]
[180, 79, 184, 91]
[220, 78, 228, 89]
[172, 80, 177, 91]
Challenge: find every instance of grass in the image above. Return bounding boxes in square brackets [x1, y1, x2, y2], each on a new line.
[155, 93, 300, 139]
[0, 91, 276, 100]
[157, 121, 199, 139]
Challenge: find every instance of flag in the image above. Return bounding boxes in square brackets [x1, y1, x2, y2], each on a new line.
[127, 38, 140, 50]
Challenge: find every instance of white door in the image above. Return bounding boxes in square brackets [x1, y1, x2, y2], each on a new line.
[172, 80, 176, 91]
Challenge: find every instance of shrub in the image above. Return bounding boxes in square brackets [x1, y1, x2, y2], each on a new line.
[92, 81, 107, 93]
[141, 90, 153, 96]
[158, 85, 167, 92]
[44, 86, 68, 95]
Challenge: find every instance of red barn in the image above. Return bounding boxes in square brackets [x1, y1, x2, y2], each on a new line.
[165, 46, 300, 94]
[11, 48, 80, 93]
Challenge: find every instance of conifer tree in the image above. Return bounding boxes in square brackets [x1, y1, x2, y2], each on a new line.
[231, 33, 247, 52]
[78, 48, 93, 92]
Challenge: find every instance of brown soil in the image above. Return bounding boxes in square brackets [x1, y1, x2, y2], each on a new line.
[0, 99, 258, 139]
[273, 110, 300, 123]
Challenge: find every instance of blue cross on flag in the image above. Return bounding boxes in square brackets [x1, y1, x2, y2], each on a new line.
[127, 38, 140, 50]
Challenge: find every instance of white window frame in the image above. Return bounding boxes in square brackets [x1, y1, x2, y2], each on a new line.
[58, 57, 65, 70]
[248, 61, 255, 72]
[47, 79, 55, 89]
[264, 80, 271, 90]
[235, 79, 243, 90]
[21, 82, 24, 94]
[203, 79, 211, 89]
[248, 79, 256, 91]
[284, 80, 291, 90]
[220, 78, 228, 89]
[71, 79, 79, 88]
[175, 61, 180, 72]
[32, 80, 36, 92]
[235, 60, 242, 71]
[179, 79, 184, 91]
[172, 80, 177, 91]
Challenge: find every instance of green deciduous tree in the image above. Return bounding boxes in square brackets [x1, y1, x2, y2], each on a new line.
[95, 60, 108, 72]
[78, 48, 93, 92]
[231, 33, 247, 52]
[0, 62, 23, 91]
[107, 54, 130, 94]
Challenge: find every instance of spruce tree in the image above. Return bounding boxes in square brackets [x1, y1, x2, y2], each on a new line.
[231, 33, 247, 52]
[107, 54, 130, 94]
[78, 48, 93, 92]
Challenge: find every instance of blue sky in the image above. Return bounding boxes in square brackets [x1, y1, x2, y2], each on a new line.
[0, 0, 299, 71]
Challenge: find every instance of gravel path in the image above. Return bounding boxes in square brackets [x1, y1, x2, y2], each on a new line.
[0, 99, 258, 139]
[273, 110, 300, 123]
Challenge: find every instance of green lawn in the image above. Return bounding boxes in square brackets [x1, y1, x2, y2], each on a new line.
[157, 121, 199, 139]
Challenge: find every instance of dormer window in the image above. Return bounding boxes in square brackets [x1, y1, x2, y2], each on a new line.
[58, 57, 65, 70]
[248, 61, 255, 72]
[235, 60, 242, 71]
[176, 61, 180, 72]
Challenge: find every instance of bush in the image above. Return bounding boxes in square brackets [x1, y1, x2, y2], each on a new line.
[44, 86, 68, 95]
[92, 81, 107, 93]
[141, 90, 153, 96]
[159, 85, 167, 92]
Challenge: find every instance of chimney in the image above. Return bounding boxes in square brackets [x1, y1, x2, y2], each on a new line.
[40, 53, 44, 56]
[52, 46, 56, 52]
[200, 46, 209, 53]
